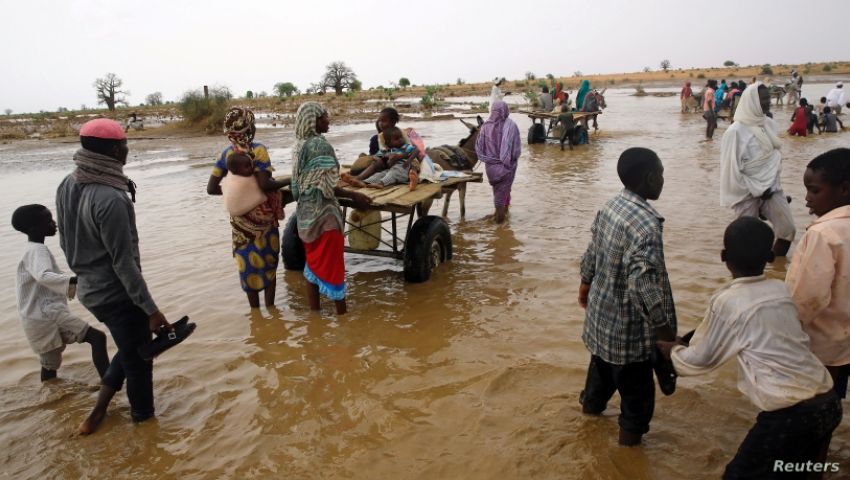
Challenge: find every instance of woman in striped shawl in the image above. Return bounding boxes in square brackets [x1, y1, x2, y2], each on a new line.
[291, 102, 371, 314]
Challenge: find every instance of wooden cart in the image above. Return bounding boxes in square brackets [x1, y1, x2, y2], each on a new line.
[282, 171, 483, 282]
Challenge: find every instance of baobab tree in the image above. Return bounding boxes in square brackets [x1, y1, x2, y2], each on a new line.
[93, 73, 129, 111]
[322, 61, 359, 96]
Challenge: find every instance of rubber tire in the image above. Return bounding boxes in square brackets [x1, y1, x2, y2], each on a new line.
[527, 123, 546, 144]
[281, 215, 306, 271]
[403, 215, 452, 283]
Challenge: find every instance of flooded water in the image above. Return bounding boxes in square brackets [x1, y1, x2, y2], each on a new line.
[0, 85, 848, 479]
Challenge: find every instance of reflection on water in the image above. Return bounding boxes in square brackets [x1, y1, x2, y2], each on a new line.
[0, 86, 848, 479]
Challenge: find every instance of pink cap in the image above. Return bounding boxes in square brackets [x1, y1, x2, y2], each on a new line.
[79, 118, 127, 140]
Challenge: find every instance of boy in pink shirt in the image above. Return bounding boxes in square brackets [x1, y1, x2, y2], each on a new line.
[786, 148, 850, 398]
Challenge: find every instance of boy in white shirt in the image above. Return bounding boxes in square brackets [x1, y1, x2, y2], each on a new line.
[658, 217, 841, 479]
[13, 204, 109, 382]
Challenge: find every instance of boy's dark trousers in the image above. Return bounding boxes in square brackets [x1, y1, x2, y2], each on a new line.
[580, 355, 655, 435]
[86, 300, 155, 422]
[723, 391, 842, 480]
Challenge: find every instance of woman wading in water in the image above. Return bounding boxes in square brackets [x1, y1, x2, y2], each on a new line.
[206, 108, 289, 309]
[291, 102, 371, 314]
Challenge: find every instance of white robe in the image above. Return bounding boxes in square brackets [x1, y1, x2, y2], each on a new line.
[719, 83, 783, 207]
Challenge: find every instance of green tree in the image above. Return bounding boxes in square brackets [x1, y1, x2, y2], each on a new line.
[398, 77, 410, 89]
[93, 73, 129, 111]
[246, 90, 254, 99]
[4, 108, 11, 116]
[274, 82, 299, 97]
[723, 60, 737, 67]
[322, 61, 358, 95]
[660, 59, 671, 72]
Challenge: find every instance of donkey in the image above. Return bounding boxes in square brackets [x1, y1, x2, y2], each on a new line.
[579, 89, 607, 131]
[770, 84, 792, 106]
[423, 116, 483, 218]
[425, 116, 482, 172]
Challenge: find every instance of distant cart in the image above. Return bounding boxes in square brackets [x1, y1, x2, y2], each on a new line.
[520, 110, 603, 144]
[281, 171, 483, 282]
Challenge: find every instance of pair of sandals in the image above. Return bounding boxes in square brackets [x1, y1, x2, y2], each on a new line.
[137, 316, 196, 361]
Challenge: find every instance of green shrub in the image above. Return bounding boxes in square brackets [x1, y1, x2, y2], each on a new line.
[760, 64, 773, 75]
[823, 64, 833, 72]
[697, 73, 705, 79]
[180, 86, 232, 132]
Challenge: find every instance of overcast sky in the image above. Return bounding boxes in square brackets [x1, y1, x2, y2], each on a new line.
[2, 0, 849, 113]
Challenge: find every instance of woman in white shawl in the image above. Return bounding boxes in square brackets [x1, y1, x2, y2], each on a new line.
[719, 82, 794, 256]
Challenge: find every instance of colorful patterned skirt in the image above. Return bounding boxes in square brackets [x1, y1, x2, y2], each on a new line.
[303, 229, 346, 301]
[231, 193, 282, 292]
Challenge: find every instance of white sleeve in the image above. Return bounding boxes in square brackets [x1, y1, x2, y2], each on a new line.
[25, 247, 72, 295]
[671, 295, 743, 376]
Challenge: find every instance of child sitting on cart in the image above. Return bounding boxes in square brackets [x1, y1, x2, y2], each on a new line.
[346, 126, 420, 191]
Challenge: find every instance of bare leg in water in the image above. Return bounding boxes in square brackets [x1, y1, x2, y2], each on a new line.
[306, 281, 347, 315]
[264, 280, 276, 307]
[494, 206, 508, 224]
[246, 291, 260, 309]
[83, 328, 109, 379]
[78, 385, 116, 435]
[306, 281, 320, 311]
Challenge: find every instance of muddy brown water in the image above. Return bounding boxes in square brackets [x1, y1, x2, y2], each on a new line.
[0, 86, 848, 479]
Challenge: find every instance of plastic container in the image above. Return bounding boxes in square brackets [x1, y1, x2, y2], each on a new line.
[347, 209, 381, 250]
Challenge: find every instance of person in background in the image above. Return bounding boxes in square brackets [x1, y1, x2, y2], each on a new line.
[475, 101, 521, 224]
[719, 83, 794, 257]
[704, 80, 718, 139]
[490, 77, 508, 111]
[56, 118, 174, 435]
[538, 85, 554, 112]
[788, 98, 809, 137]
[659, 217, 841, 479]
[576, 80, 591, 110]
[680, 81, 693, 113]
[826, 82, 845, 115]
[821, 107, 844, 133]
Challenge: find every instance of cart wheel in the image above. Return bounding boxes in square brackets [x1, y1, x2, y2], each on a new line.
[282, 215, 305, 271]
[403, 215, 452, 283]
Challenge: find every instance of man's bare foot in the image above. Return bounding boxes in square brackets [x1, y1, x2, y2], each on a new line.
[78, 407, 107, 435]
[408, 171, 418, 191]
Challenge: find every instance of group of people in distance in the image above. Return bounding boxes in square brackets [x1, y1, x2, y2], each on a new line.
[8, 77, 849, 479]
[686, 74, 849, 141]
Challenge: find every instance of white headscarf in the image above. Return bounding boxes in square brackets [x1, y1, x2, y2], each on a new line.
[732, 82, 782, 152]
[720, 83, 783, 207]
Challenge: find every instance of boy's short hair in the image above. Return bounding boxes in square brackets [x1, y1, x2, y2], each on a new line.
[542, 86, 549, 93]
[821, 96, 827, 103]
[11, 204, 48, 234]
[382, 126, 402, 141]
[617, 147, 660, 190]
[723, 217, 774, 271]
[807, 148, 850, 186]
[824, 106, 832, 114]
